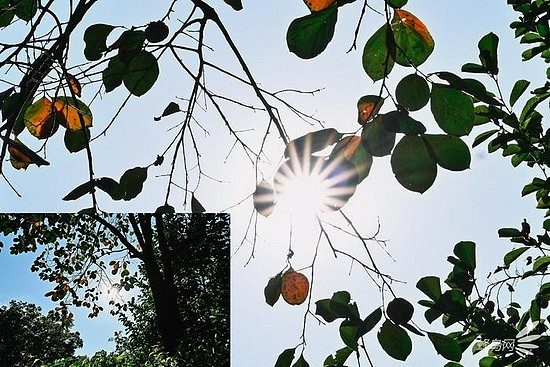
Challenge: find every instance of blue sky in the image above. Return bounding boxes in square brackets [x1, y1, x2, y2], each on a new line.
[0, 0, 549, 366]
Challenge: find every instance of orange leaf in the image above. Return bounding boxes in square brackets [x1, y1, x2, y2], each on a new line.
[394, 9, 433, 46]
[2, 136, 50, 169]
[8, 144, 32, 169]
[303, 0, 335, 12]
[67, 73, 82, 97]
[24, 97, 60, 139]
[357, 95, 384, 125]
[54, 97, 93, 131]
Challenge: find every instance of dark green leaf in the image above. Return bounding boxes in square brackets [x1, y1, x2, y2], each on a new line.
[315, 298, 340, 323]
[357, 307, 382, 337]
[477, 32, 499, 75]
[62, 180, 95, 201]
[416, 276, 441, 301]
[123, 51, 159, 96]
[223, 0, 243, 11]
[461, 63, 488, 74]
[12, 0, 37, 21]
[292, 354, 310, 367]
[0, 0, 14, 27]
[498, 228, 522, 238]
[434, 72, 501, 105]
[472, 129, 499, 148]
[453, 241, 476, 271]
[154, 102, 181, 121]
[284, 128, 343, 159]
[391, 135, 437, 193]
[510, 79, 530, 107]
[479, 356, 496, 367]
[144, 21, 169, 42]
[102, 56, 125, 93]
[386, 0, 407, 8]
[119, 166, 148, 200]
[390, 9, 434, 67]
[155, 205, 175, 213]
[339, 320, 359, 350]
[286, 7, 338, 59]
[361, 114, 396, 157]
[424, 134, 470, 171]
[384, 110, 427, 135]
[191, 194, 206, 213]
[503, 247, 529, 266]
[377, 320, 412, 361]
[115, 30, 146, 64]
[430, 84, 475, 136]
[95, 177, 125, 200]
[323, 346, 353, 366]
[64, 128, 90, 153]
[395, 73, 430, 111]
[275, 348, 296, 367]
[362, 24, 395, 81]
[264, 274, 282, 307]
[428, 332, 462, 362]
[84, 24, 115, 61]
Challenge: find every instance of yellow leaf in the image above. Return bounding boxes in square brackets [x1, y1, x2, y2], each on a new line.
[24, 97, 60, 139]
[54, 97, 93, 131]
[394, 9, 434, 47]
[67, 73, 82, 97]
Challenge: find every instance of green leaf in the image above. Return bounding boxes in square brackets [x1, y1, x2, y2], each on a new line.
[330, 136, 373, 182]
[444, 362, 463, 367]
[103, 56, 125, 92]
[391, 135, 437, 193]
[223, 0, 243, 10]
[386, 0, 407, 8]
[377, 320, 412, 361]
[119, 166, 148, 200]
[430, 84, 475, 136]
[361, 114, 396, 157]
[395, 73, 430, 111]
[434, 72, 501, 106]
[416, 276, 441, 301]
[154, 102, 181, 121]
[275, 348, 296, 367]
[145, 21, 169, 42]
[84, 24, 115, 61]
[479, 356, 496, 367]
[357, 307, 382, 337]
[362, 24, 395, 81]
[292, 354, 310, 367]
[503, 247, 529, 266]
[477, 32, 499, 75]
[62, 180, 95, 201]
[509, 79, 530, 107]
[428, 332, 462, 362]
[264, 274, 282, 307]
[384, 110, 426, 135]
[339, 319, 359, 350]
[284, 128, 343, 159]
[472, 129, 499, 148]
[286, 7, 338, 59]
[12, 0, 37, 21]
[453, 241, 476, 271]
[498, 228, 522, 238]
[191, 194, 206, 213]
[390, 9, 434, 67]
[64, 128, 90, 153]
[123, 51, 159, 96]
[0, 0, 15, 27]
[323, 346, 353, 366]
[461, 63, 488, 74]
[315, 298, 340, 323]
[423, 134, 470, 171]
[533, 256, 550, 273]
[95, 177, 125, 200]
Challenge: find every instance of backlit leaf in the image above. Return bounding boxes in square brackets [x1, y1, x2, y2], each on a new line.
[0, 0, 14, 27]
[62, 180, 96, 201]
[386, 0, 407, 8]
[427, 332, 462, 362]
[264, 274, 282, 307]
[287, 6, 338, 59]
[391, 9, 434, 67]
[395, 73, 430, 111]
[423, 134, 471, 171]
[223, 0, 243, 11]
[377, 320, 412, 361]
[13, 0, 37, 21]
[504, 247, 529, 266]
[510, 79, 530, 107]
[95, 177, 125, 200]
[357, 95, 384, 124]
[330, 136, 373, 182]
[472, 129, 498, 148]
[362, 24, 395, 81]
[154, 102, 181, 121]
[54, 97, 93, 131]
[304, 0, 335, 12]
[323, 346, 353, 366]
[416, 276, 441, 301]
[339, 319, 359, 350]
[145, 21, 169, 42]
[361, 114, 396, 157]
[24, 97, 60, 139]
[453, 241, 476, 271]
[2, 136, 49, 169]
[391, 135, 437, 193]
[103, 56, 125, 92]
[284, 128, 342, 159]
[123, 51, 159, 96]
[477, 32, 499, 75]
[119, 166, 148, 200]
[66, 73, 82, 97]
[533, 256, 550, 273]
[383, 110, 426, 135]
[84, 24, 115, 61]
[253, 179, 277, 217]
[430, 84, 475, 136]
[434, 72, 502, 106]
[292, 354, 310, 367]
[357, 307, 382, 337]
